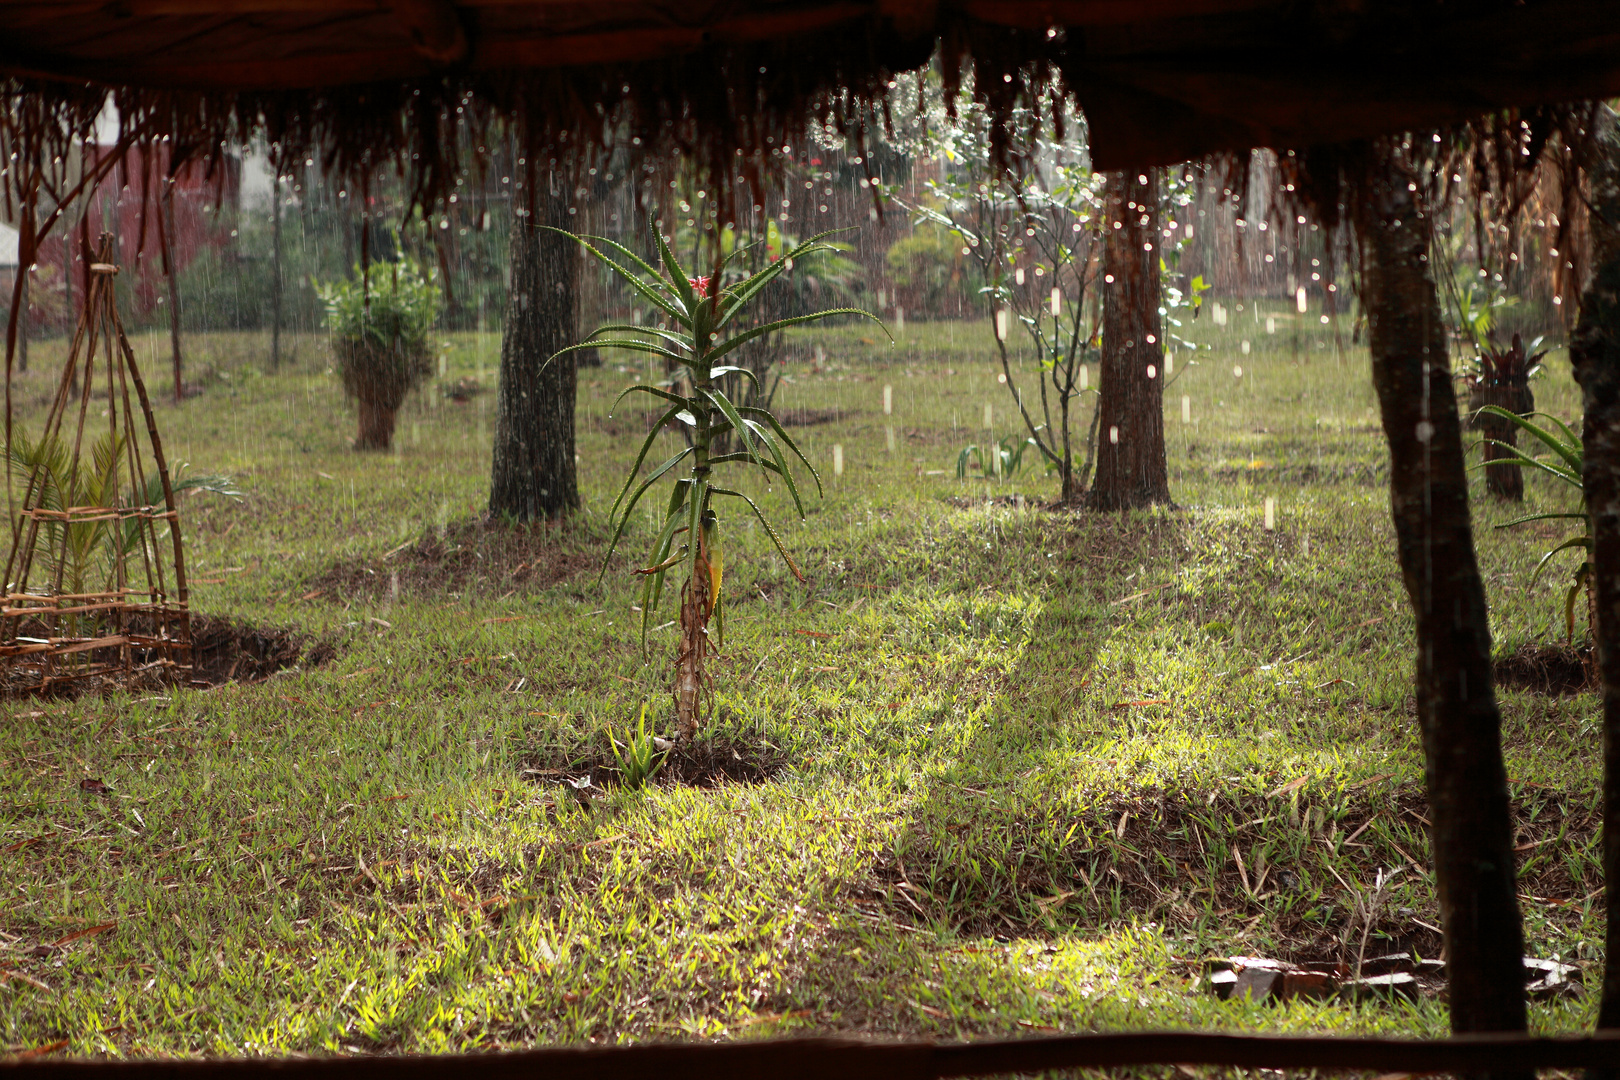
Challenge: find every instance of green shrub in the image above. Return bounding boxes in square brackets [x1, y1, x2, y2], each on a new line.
[316, 259, 441, 449]
[886, 223, 984, 317]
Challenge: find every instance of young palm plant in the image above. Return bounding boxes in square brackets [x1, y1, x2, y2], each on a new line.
[552, 222, 882, 741]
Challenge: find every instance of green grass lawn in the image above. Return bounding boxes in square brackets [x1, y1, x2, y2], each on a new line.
[0, 301, 1604, 1057]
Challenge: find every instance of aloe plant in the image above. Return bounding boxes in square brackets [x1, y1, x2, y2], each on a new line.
[956, 435, 1037, 480]
[551, 222, 883, 740]
[1479, 405, 1592, 641]
[609, 702, 668, 790]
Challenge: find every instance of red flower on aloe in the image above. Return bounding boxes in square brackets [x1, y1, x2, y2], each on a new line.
[688, 275, 715, 299]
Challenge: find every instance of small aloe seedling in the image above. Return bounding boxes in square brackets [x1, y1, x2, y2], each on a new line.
[550, 221, 884, 740]
[956, 435, 1037, 480]
[609, 703, 667, 790]
[1479, 406, 1591, 641]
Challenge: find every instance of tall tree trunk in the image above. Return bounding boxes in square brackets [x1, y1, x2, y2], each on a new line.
[489, 185, 579, 521]
[160, 179, 184, 402]
[16, 271, 28, 375]
[1359, 147, 1528, 1066]
[1570, 107, 1620, 1070]
[1088, 169, 1169, 510]
[270, 175, 283, 370]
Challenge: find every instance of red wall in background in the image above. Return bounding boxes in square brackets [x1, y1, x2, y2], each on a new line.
[23, 143, 239, 333]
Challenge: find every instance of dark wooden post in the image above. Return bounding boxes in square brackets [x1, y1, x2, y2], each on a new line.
[16, 270, 28, 375]
[270, 173, 283, 370]
[1568, 107, 1620, 1070]
[1359, 146, 1528, 1071]
[159, 176, 184, 402]
[1088, 169, 1170, 510]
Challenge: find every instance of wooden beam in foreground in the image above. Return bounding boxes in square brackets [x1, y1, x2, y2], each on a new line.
[8, 1031, 1620, 1078]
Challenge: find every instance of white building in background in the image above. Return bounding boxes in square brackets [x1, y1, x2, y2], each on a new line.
[0, 222, 18, 311]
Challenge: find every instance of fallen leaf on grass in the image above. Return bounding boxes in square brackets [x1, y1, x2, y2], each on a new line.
[299, 589, 324, 602]
[1388, 839, 1427, 875]
[907, 998, 947, 1019]
[13, 1039, 70, 1057]
[0, 969, 53, 991]
[809, 665, 838, 673]
[77, 778, 111, 795]
[52, 922, 115, 947]
[482, 616, 524, 625]
[1111, 699, 1169, 709]
[1111, 583, 1174, 606]
[192, 578, 226, 585]
[796, 630, 831, 640]
[1267, 777, 1307, 798]
[2, 835, 45, 853]
[736, 1009, 813, 1027]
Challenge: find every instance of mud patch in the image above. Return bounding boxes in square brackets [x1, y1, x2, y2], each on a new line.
[776, 407, 847, 427]
[0, 614, 332, 698]
[1208, 462, 1387, 486]
[522, 731, 789, 793]
[867, 783, 1595, 959]
[190, 615, 335, 685]
[944, 494, 1048, 510]
[310, 516, 603, 600]
[1494, 643, 1592, 696]
[595, 406, 846, 439]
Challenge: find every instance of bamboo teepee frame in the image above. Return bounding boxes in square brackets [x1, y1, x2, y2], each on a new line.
[0, 234, 192, 693]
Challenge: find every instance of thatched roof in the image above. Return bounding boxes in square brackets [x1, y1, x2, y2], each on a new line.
[4, 0, 1620, 184]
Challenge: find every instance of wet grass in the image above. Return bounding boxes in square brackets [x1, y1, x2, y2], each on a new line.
[0, 302, 1603, 1057]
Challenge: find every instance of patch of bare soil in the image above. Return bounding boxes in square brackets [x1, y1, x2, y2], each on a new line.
[0, 614, 333, 698]
[866, 784, 1595, 970]
[1209, 462, 1387, 486]
[776, 407, 847, 427]
[189, 614, 336, 685]
[1494, 643, 1592, 696]
[594, 406, 846, 439]
[310, 516, 602, 600]
[521, 730, 789, 793]
[944, 494, 1049, 510]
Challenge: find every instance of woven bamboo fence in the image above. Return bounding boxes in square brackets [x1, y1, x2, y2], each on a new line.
[0, 234, 192, 694]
